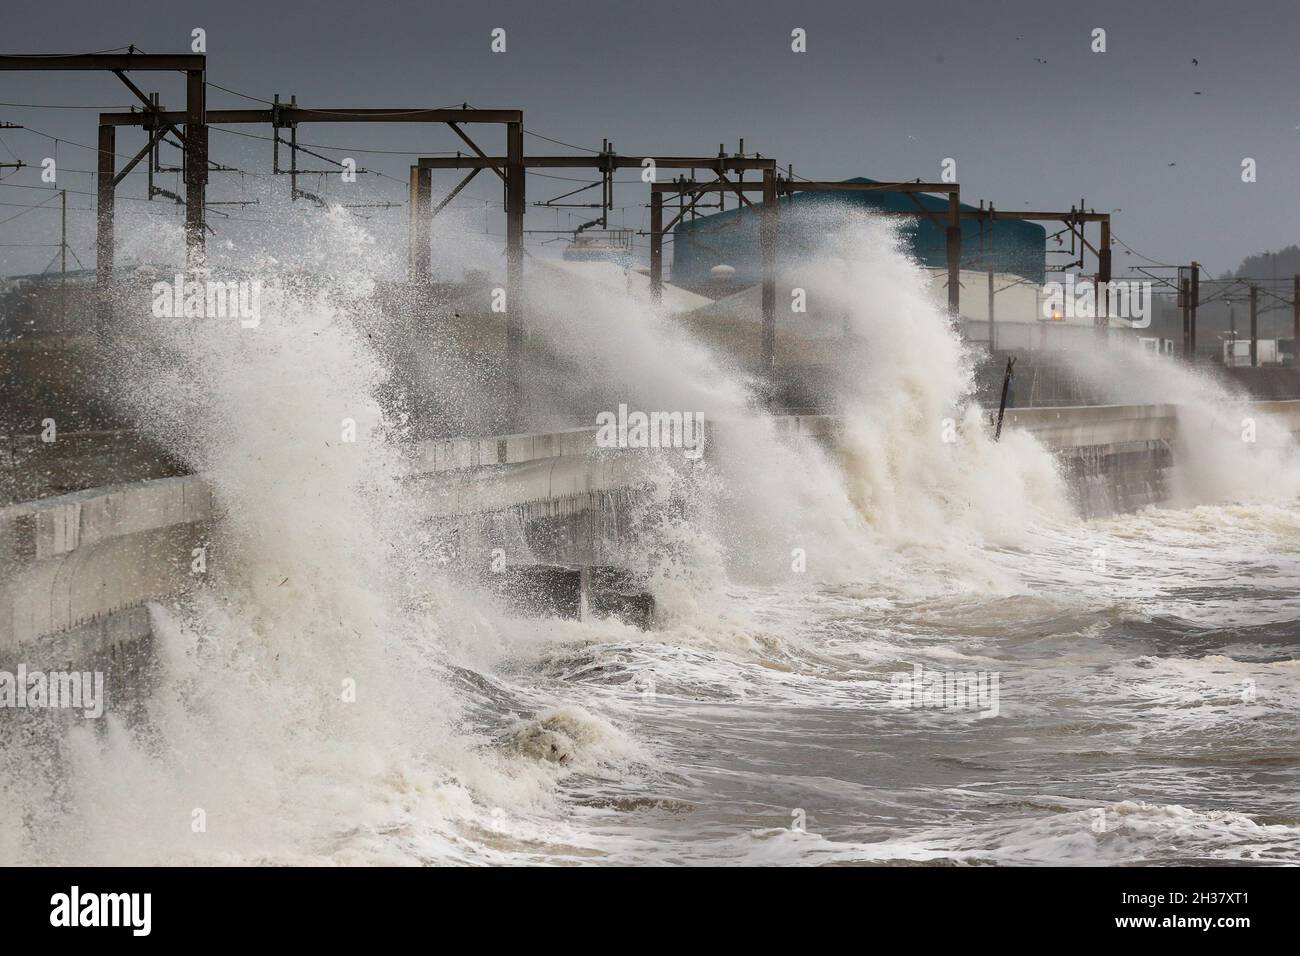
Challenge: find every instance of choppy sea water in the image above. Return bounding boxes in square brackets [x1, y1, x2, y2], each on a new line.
[4, 213, 1296, 868]
[462, 502, 1300, 865]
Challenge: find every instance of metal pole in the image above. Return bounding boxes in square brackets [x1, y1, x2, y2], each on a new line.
[184, 67, 206, 267]
[505, 119, 525, 423]
[649, 191, 663, 302]
[994, 356, 1016, 441]
[95, 123, 115, 328]
[1179, 277, 1190, 359]
[946, 191, 961, 316]
[289, 95, 298, 200]
[987, 261, 995, 352]
[1097, 217, 1112, 340]
[1189, 261, 1200, 360]
[1250, 284, 1258, 367]
[1293, 274, 1299, 365]
[414, 167, 431, 281]
[408, 165, 419, 280]
[760, 166, 777, 368]
[60, 188, 67, 322]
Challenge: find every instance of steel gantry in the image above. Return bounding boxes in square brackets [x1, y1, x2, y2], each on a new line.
[97, 104, 522, 319]
[414, 149, 779, 385]
[0, 52, 210, 325]
[969, 204, 1111, 332]
[413, 156, 974, 371]
[649, 178, 964, 366]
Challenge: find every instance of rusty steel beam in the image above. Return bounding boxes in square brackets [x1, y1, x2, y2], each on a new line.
[1190, 261, 1201, 358]
[652, 181, 764, 192]
[446, 122, 505, 182]
[947, 192, 962, 315]
[418, 155, 776, 171]
[988, 210, 1111, 222]
[1249, 284, 1258, 367]
[778, 181, 957, 194]
[432, 167, 481, 218]
[113, 127, 165, 187]
[650, 191, 664, 302]
[100, 108, 523, 127]
[760, 167, 778, 367]
[408, 167, 432, 282]
[1097, 217, 1113, 334]
[1294, 275, 1299, 355]
[2, 52, 210, 307]
[505, 121, 525, 421]
[184, 68, 208, 262]
[95, 123, 115, 330]
[0, 54, 205, 71]
[868, 205, 1112, 227]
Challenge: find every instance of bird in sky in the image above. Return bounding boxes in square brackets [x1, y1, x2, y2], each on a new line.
[1192, 58, 1199, 66]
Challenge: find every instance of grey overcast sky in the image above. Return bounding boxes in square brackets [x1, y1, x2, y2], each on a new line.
[2, 0, 1298, 278]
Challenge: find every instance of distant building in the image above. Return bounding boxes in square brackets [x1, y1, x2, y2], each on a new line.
[560, 229, 635, 266]
[671, 177, 1048, 288]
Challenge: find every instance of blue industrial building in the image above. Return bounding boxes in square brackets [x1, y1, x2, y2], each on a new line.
[671, 178, 1047, 288]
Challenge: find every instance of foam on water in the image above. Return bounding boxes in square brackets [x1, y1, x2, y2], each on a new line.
[2, 198, 1296, 866]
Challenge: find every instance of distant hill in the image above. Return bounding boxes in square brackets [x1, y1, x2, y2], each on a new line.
[1224, 245, 1300, 280]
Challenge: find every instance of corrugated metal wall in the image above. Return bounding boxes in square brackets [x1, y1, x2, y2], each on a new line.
[672, 178, 1047, 287]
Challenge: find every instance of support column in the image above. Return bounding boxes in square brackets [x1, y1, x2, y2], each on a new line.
[95, 123, 115, 329]
[760, 167, 777, 369]
[649, 191, 663, 302]
[1293, 274, 1299, 366]
[407, 166, 431, 282]
[987, 262, 995, 352]
[505, 120, 525, 423]
[184, 68, 207, 268]
[1250, 284, 1258, 368]
[1189, 261, 1200, 360]
[946, 192, 961, 317]
[408, 166, 419, 279]
[1096, 217, 1112, 340]
[1180, 277, 1191, 359]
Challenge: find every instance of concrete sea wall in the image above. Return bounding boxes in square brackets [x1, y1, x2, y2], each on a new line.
[4, 402, 1299, 687]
